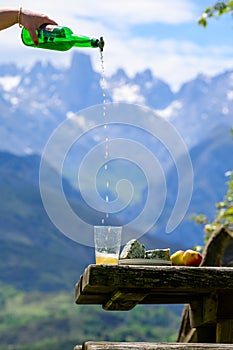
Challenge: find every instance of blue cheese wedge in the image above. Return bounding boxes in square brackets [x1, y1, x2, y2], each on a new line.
[120, 239, 145, 259]
[145, 248, 170, 261]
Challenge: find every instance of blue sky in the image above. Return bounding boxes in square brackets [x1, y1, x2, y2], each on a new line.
[1, 0, 233, 90]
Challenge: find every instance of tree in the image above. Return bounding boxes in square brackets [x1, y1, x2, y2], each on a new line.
[193, 170, 233, 243]
[198, 1, 233, 27]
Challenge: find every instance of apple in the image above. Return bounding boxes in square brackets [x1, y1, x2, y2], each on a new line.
[183, 249, 202, 267]
[170, 250, 185, 266]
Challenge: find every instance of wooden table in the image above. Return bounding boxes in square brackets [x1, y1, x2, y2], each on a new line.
[75, 264, 233, 343]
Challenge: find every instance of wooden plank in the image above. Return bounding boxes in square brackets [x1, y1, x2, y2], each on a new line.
[75, 276, 83, 301]
[216, 291, 233, 343]
[82, 342, 233, 349]
[218, 291, 233, 319]
[80, 265, 233, 291]
[189, 293, 218, 328]
[217, 319, 233, 343]
[103, 290, 148, 311]
[75, 265, 233, 307]
[189, 294, 218, 343]
[194, 325, 216, 343]
[140, 292, 198, 305]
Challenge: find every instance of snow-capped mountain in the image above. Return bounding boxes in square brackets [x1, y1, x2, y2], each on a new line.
[0, 51, 232, 153]
[0, 51, 232, 248]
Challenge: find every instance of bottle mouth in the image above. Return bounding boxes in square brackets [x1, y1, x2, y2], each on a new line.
[99, 37, 104, 51]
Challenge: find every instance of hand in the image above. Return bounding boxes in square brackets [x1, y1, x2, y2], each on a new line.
[20, 9, 58, 45]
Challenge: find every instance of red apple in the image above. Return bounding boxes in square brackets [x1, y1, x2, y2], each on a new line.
[183, 249, 202, 267]
[170, 250, 185, 266]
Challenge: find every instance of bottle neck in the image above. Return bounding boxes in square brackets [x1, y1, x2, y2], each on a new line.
[72, 35, 101, 49]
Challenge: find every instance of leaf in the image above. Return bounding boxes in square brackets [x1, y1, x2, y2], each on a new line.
[198, 1, 233, 26]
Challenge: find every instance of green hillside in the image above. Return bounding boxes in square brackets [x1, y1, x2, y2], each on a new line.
[0, 283, 182, 350]
[0, 152, 94, 291]
[0, 151, 183, 348]
[0, 151, 173, 291]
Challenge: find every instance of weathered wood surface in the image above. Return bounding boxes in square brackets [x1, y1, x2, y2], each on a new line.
[75, 265, 233, 311]
[177, 227, 233, 343]
[201, 227, 233, 267]
[80, 341, 233, 349]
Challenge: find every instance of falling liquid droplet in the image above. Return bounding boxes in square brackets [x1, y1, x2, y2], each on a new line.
[100, 49, 111, 226]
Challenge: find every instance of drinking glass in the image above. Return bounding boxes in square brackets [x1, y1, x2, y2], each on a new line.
[94, 226, 122, 265]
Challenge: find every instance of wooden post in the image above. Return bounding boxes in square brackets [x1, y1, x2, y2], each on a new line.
[217, 292, 233, 343]
[189, 293, 218, 343]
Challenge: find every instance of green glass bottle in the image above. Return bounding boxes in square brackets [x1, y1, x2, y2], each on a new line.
[21, 25, 104, 51]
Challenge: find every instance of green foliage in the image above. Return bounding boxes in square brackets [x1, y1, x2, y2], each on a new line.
[198, 1, 233, 27]
[0, 284, 182, 349]
[192, 170, 233, 242]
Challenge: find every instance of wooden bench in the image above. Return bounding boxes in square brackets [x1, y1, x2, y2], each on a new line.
[74, 227, 233, 349]
[74, 342, 233, 349]
[177, 227, 233, 343]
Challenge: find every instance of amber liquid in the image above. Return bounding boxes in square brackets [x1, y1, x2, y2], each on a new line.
[95, 252, 118, 265]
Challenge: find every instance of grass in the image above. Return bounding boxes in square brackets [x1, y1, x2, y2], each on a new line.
[0, 283, 183, 349]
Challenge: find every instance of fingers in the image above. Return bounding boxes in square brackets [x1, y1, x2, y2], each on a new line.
[30, 18, 58, 45]
[29, 17, 58, 45]
[20, 9, 58, 45]
[44, 17, 58, 26]
[28, 28, 39, 45]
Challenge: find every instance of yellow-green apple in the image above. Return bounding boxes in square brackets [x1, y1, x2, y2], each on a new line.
[183, 249, 202, 266]
[170, 250, 185, 266]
